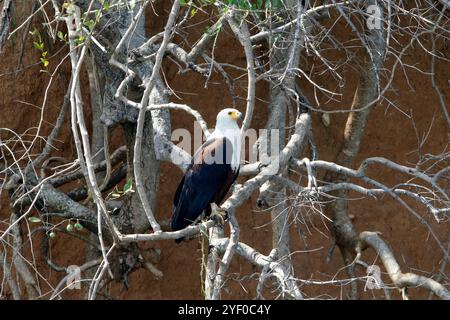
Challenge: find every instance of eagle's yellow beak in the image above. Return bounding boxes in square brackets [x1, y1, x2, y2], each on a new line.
[230, 111, 243, 121]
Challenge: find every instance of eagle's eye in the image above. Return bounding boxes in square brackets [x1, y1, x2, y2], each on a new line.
[228, 111, 232, 115]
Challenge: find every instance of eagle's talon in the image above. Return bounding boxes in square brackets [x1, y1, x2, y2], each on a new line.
[210, 203, 227, 226]
[211, 214, 224, 226]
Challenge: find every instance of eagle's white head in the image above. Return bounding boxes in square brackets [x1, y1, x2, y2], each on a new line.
[210, 108, 242, 171]
[215, 108, 242, 132]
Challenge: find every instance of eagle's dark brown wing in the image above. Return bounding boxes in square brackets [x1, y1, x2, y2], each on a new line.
[171, 136, 238, 239]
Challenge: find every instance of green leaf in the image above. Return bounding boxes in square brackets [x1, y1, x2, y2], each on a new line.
[123, 178, 134, 194]
[40, 58, 49, 68]
[103, 1, 110, 12]
[270, 0, 284, 10]
[66, 223, 74, 232]
[75, 35, 85, 45]
[84, 19, 95, 32]
[57, 31, 66, 41]
[28, 217, 41, 223]
[74, 222, 84, 231]
[179, 0, 188, 6]
[257, 0, 263, 9]
[34, 41, 44, 51]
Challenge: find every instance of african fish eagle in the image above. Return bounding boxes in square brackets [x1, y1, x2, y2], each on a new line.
[171, 108, 242, 242]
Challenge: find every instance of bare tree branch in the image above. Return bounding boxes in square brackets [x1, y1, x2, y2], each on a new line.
[359, 231, 450, 300]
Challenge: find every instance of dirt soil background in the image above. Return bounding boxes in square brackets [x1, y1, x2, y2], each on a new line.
[0, 3, 448, 299]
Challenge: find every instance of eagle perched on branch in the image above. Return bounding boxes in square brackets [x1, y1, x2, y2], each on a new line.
[171, 108, 242, 242]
